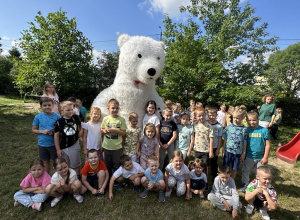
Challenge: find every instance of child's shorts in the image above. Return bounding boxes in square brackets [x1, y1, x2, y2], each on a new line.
[253, 197, 265, 208]
[39, 145, 57, 161]
[123, 178, 134, 185]
[223, 151, 241, 171]
[191, 179, 206, 190]
[86, 173, 98, 186]
[62, 141, 81, 169]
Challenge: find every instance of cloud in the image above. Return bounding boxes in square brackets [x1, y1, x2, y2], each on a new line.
[1, 36, 11, 40]
[115, 32, 120, 36]
[92, 49, 103, 64]
[263, 51, 273, 62]
[11, 40, 20, 47]
[0, 49, 9, 56]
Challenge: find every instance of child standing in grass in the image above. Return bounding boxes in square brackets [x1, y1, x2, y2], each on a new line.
[140, 156, 166, 202]
[208, 165, 242, 219]
[143, 100, 160, 140]
[42, 82, 60, 114]
[222, 107, 248, 179]
[108, 155, 144, 200]
[164, 150, 190, 200]
[14, 159, 51, 211]
[32, 97, 60, 173]
[136, 123, 159, 169]
[176, 112, 194, 160]
[188, 158, 207, 199]
[83, 106, 102, 162]
[124, 112, 142, 162]
[217, 104, 226, 128]
[45, 157, 86, 207]
[258, 94, 276, 129]
[54, 101, 82, 177]
[269, 107, 283, 146]
[101, 99, 127, 177]
[81, 149, 109, 199]
[75, 99, 87, 122]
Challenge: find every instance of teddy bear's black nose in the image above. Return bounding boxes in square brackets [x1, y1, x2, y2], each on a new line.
[147, 68, 156, 76]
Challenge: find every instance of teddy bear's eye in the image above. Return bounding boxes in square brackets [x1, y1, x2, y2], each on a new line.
[157, 57, 160, 60]
[138, 54, 142, 58]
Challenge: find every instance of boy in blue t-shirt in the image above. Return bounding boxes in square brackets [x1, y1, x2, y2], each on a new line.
[32, 97, 60, 173]
[241, 111, 270, 192]
[222, 108, 248, 179]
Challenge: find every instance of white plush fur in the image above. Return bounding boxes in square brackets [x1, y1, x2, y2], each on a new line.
[92, 34, 166, 127]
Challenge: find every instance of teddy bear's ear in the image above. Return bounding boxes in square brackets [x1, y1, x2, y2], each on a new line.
[158, 41, 165, 50]
[118, 34, 131, 48]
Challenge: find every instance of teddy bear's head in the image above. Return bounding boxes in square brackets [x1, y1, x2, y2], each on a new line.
[116, 34, 165, 85]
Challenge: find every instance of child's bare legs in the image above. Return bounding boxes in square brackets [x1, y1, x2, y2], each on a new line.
[142, 177, 165, 192]
[97, 170, 106, 192]
[74, 166, 81, 176]
[70, 180, 82, 195]
[43, 160, 50, 174]
[230, 170, 237, 179]
[132, 176, 141, 186]
[45, 184, 64, 198]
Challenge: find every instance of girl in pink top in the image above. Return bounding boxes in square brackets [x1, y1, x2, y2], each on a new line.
[42, 82, 60, 114]
[14, 159, 51, 211]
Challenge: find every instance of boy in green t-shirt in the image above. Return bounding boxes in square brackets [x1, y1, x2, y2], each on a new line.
[101, 99, 127, 177]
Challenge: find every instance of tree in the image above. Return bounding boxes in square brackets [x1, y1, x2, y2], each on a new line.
[159, 0, 277, 107]
[14, 9, 93, 99]
[264, 43, 300, 98]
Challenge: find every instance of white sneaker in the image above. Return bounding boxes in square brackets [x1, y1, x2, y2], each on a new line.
[14, 200, 19, 207]
[245, 204, 254, 214]
[199, 194, 204, 199]
[259, 209, 270, 220]
[165, 189, 172, 197]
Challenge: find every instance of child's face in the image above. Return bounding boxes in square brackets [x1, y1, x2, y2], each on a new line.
[177, 104, 181, 111]
[108, 103, 119, 117]
[148, 160, 159, 174]
[91, 110, 101, 122]
[172, 105, 178, 112]
[172, 156, 183, 170]
[166, 103, 172, 108]
[232, 113, 243, 126]
[130, 118, 138, 127]
[248, 115, 259, 128]
[208, 112, 217, 123]
[266, 96, 273, 104]
[75, 101, 82, 108]
[122, 160, 133, 171]
[88, 152, 99, 166]
[181, 115, 190, 126]
[61, 106, 74, 118]
[195, 111, 206, 123]
[194, 164, 204, 175]
[30, 164, 44, 179]
[55, 162, 69, 178]
[146, 104, 156, 115]
[256, 171, 271, 187]
[220, 105, 226, 112]
[46, 85, 54, 94]
[276, 109, 282, 114]
[145, 127, 155, 139]
[163, 111, 172, 122]
[190, 100, 195, 107]
[41, 101, 54, 115]
[219, 173, 230, 183]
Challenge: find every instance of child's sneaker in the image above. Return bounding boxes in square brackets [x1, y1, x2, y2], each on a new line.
[73, 194, 84, 203]
[199, 194, 204, 199]
[31, 202, 42, 211]
[51, 195, 63, 207]
[158, 191, 165, 203]
[165, 189, 172, 197]
[133, 186, 139, 193]
[139, 189, 148, 198]
[275, 139, 279, 146]
[14, 200, 19, 207]
[245, 204, 254, 214]
[259, 209, 270, 220]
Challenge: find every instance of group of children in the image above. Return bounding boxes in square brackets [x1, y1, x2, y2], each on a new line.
[14, 90, 279, 219]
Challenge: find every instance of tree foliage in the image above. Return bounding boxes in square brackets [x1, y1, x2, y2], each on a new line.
[14, 9, 93, 100]
[264, 42, 300, 98]
[159, 0, 277, 107]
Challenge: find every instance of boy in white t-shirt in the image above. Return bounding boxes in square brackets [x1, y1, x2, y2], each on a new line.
[108, 155, 144, 200]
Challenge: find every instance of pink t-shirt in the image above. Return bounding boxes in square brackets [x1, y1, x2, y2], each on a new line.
[20, 171, 51, 187]
[42, 94, 59, 114]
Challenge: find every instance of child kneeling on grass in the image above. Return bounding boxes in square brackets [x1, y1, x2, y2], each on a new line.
[14, 159, 51, 211]
[139, 156, 166, 202]
[109, 155, 144, 200]
[81, 149, 109, 199]
[46, 157, 86, 207]
[208, 165, 242, 219]
[245, 166, 277, 220]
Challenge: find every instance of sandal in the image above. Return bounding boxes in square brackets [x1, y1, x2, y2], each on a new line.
[51, 195, 63, 208]
[73, 194, 83, 203]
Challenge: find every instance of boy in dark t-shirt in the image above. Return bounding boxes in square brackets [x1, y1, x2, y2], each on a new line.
[159, 107, 178, 170]
[54, 101, 82, 176]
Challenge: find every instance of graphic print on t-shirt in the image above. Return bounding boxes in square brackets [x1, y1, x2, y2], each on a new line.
[105, 121, 121, 140]
[63, 122, 77, 136]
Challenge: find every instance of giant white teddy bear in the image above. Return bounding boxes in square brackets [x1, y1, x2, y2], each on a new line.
[92, 34, 166, 127]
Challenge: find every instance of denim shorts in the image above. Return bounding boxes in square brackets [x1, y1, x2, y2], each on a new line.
[223, 151, 241, 171]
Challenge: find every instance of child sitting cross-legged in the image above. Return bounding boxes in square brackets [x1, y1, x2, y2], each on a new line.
[188, 158, 207, 199]
[108, 155, 144, 200]
[81, 149, 109, 199]
[139, 156, 166, 202]
[245, 166, 277, 220]
[208, 165, 242, 219]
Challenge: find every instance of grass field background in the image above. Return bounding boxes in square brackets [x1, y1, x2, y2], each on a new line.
[0, 96, 299, 220]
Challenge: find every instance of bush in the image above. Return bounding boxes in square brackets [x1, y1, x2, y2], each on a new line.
[275, 97, 300, 126]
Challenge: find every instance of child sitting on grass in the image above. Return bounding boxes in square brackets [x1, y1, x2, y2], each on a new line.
[81, 149, 109, 199]
[208, 165, 242, 219]
[188, 158, 207, 199]
[14, 159, 51, 211]
[245, 166, 277, 220]
[140, 156, 166, 202]
[108, 155, 144, 200]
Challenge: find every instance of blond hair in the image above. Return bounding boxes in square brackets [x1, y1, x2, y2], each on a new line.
[262, 94, 274, 103]
[194, 107, 205, 115]
[257, 166, 272, 175]
[90, 107, 101, 122]
[232, 107, 246, 119]
[195, 102, 203, 108]
[128, 112, 138, 121]
[165, 100, 172, 105]
[60, 101, 74, 109]
[43, 82, 56, 96]
[163, 107, 172, 114]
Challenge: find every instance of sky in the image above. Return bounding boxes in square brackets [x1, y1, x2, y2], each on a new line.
[1, 0, 300, 61]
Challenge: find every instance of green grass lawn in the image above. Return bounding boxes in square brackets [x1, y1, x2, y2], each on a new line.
[0, 96, 299, 220]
